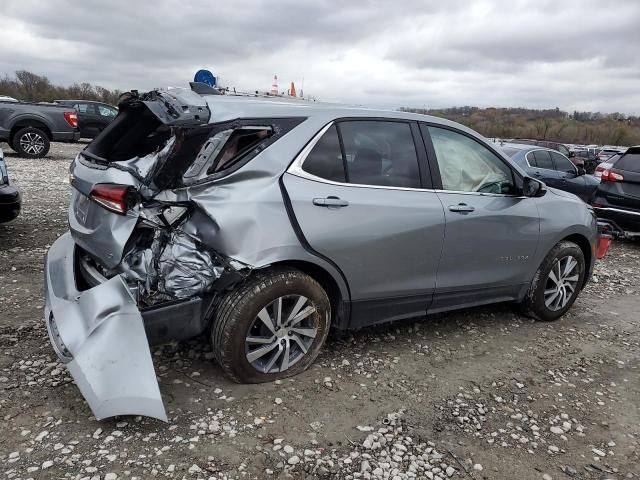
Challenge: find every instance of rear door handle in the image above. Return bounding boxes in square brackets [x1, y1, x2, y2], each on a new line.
[313, 196, 349, 208]
[448, 203, 475, 213]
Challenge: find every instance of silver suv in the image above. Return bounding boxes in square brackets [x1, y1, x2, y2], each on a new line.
[44, 87, 597, 421]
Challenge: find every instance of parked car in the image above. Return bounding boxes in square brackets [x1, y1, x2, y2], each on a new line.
[0, 98, 80, 158]
[596, 147, 626, 163]
[501, 143, 599, 202]
[54, 100, 117, 139]
[0, 148, 21, 222]
[571, 149, 599, 173]
[0, 95, 19, 102]
[592, 146, 640, 237]
[594, 156, 619, 178]
[44, 87, 598, 420]
[511, 139, 578, 161]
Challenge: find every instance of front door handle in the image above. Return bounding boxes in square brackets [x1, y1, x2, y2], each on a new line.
[448, 203, 475, 213]
[313, 196, 349, 208]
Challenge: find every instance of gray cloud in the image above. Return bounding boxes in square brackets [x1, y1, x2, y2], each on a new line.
[0, 0, 638, 113]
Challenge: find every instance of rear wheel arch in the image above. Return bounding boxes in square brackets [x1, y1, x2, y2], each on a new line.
[10, 119, 52, 143]
[260, 260, 348, 329]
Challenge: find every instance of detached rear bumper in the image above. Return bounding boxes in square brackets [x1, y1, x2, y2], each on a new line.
[44, 232, 167, 421]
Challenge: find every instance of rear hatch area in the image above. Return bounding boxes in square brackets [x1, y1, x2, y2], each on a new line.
[45, 87, 254, 421]
[47, 86, 305, 420]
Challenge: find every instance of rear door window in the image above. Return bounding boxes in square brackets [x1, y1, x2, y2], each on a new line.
[550, 152, 576, 174]
[302, 125, 346, 183]
[339, 121, 421, 188]
[98, 105, 117, 117]
[532, 150, 554, 170]
[77, 103, 98, 115]
[302, 120, 421, 188]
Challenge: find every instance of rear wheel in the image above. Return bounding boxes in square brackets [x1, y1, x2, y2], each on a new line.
[12, 127, 50, 158]
[519, 241, 585, 321]
[211, 269, 331, 383]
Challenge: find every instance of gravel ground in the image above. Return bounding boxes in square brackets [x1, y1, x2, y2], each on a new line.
[0, 142, 639, 480]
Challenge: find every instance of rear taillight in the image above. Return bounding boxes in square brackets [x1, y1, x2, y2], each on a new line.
[63, 111, 78, 128]
[89, 184, 138, 215]
[600, 170, 624, 183]
[594, 163, 610, 178]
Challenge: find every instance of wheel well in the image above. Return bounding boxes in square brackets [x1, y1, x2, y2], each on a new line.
[562, 233, 592, 287]
[264, 260, 346, 328]
[10, 121, 52, 144]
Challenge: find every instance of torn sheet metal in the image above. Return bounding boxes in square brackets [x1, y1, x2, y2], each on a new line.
[121, 229, 226, 303]
[44, 233, 167, 421]
[115, 135, 176, 184]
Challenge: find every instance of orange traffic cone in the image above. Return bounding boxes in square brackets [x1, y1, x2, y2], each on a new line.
[270, 75, 278, 96]
[290, 81, 296, 97]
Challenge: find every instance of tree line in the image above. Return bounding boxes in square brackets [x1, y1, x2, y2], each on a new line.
[400, 106, 640, 146]
[0, 70, 122, 105]
[2, 71, 638, 146]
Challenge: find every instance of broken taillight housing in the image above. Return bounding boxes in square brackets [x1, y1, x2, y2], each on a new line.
[63, 111, 78, 128]
[89, 184, 138, 215]
[600, 169, 624, 182]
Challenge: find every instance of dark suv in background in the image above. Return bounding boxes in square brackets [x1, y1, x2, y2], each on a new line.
[592, 146, 640, 237]
[55, 100, 117, 139]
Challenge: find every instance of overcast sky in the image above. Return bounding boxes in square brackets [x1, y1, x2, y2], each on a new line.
[1, 0, 638, 113]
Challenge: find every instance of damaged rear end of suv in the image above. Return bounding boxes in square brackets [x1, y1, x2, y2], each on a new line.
[44, 87, 330, 421]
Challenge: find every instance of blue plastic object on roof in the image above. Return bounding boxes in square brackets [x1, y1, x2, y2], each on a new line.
[194, 70, 216, 87]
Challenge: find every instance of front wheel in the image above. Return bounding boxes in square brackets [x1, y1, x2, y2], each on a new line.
[12, 127, 50, 158]
[519, 241, 586, 321]
[211, 269, 331, 383]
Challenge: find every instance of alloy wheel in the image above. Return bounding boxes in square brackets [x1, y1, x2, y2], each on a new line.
[245, 295, 317, 374]
[19, 132, 46, 155]
[544, 255, 579, 311]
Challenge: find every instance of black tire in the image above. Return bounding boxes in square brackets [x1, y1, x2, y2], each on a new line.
[519, 241, 586, 321]
[211, 268, 331, 383]
[11, 127, 50, 158]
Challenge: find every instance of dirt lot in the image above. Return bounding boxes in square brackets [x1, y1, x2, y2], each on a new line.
[1, 142, 639, 480]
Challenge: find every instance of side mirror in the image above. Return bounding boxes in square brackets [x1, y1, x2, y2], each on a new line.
[576, 166, 586, 176]
[522, 176, 547, 197]
[568, 151, 575, 158]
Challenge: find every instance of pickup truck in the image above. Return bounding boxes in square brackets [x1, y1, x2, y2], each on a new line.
[0, 99, 81, 158]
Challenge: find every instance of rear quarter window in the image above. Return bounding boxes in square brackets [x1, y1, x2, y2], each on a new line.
[172, 117, 305, 187]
